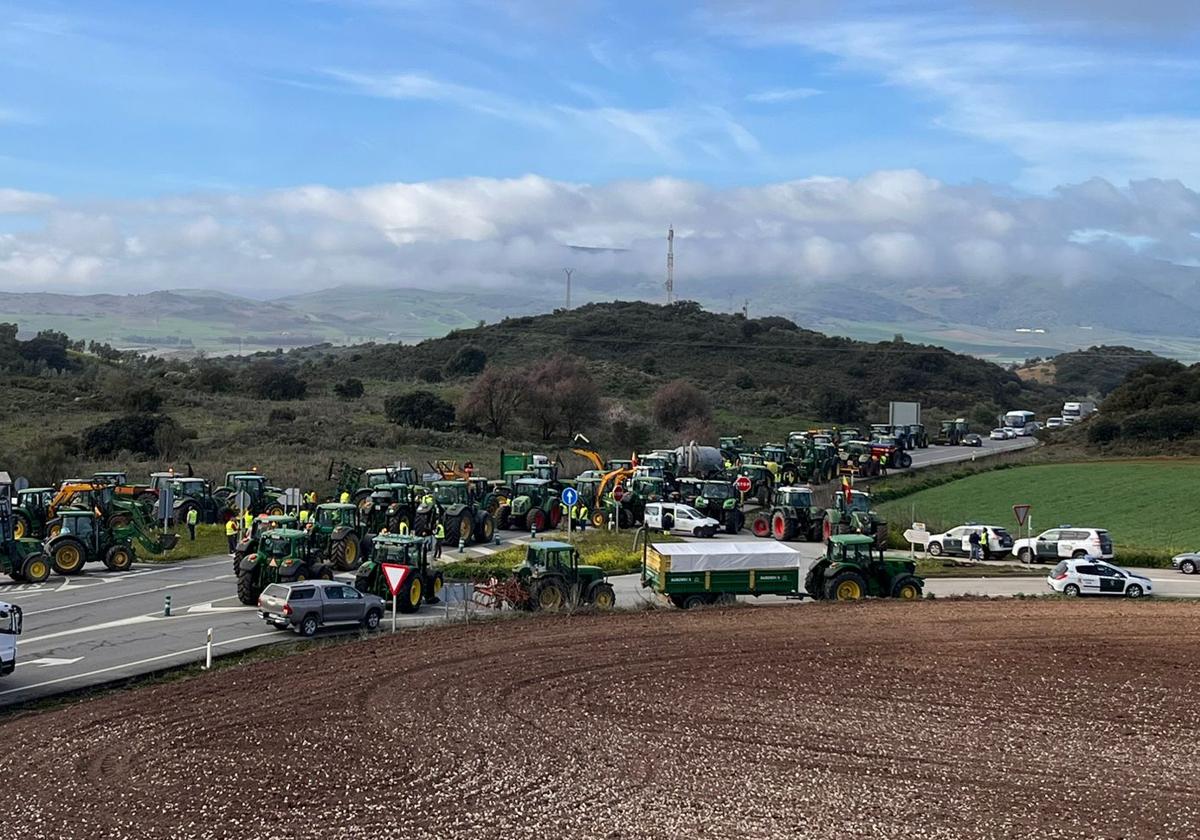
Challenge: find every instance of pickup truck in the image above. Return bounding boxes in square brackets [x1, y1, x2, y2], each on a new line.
[258, 580, 384, 636]
[0, 600, 22, 676]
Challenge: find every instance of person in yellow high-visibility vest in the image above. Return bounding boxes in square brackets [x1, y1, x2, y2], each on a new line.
[397, 520, 410, 536]
[434, 521, 445, 558]
[225, 518, 238, 554]
[298, 508, 309, 524]
[242, 509, 253, 533]
[185, 507, 198, 541]
[339, 490, 350, 504]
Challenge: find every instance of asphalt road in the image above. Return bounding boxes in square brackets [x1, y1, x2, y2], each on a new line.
[0, 433, 1040, 709]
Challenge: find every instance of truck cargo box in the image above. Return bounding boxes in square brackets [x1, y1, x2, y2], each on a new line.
[647, 541, 807, 572]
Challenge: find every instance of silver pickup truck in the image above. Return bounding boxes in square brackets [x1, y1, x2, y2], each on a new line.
[258, 580, 384, 637]
[1, 601, 22, 676]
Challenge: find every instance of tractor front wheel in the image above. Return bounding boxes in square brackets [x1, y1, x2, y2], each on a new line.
[425, 572, 444, 604]
[890, 575, 923, 600]
[530, 509, 547, 533]
[20, 553, 51, 583]
[51, 540, 87, 575]
[589, 582, 616, 610]
[237, 571, 261, 606]
[12, 513, 29, 540]
[265, 503, 285, 517]
[398, 576, 423, 613]
[726, 509, 744, 534]
[474, 512, 495, 543]
[825, 571, 868, 601]
[590, 510, 607, 528]
[456, 513, 474, 545]
[751, 514, 770, 538]
[104, 545, 135, 572]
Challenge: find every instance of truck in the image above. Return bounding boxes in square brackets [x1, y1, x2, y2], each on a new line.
[1061, 401, 1096, 425]
[0, 600, 21, 676]
[640, 535, 923, 609]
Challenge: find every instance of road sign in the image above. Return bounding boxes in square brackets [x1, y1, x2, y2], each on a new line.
[234, 490, 250, 512]
[903, 528, 930, 545]
[381, 563, 411, 597]
[612, 485, 626, 503]
[156, 484, 174, 523]
[284, 487, 302, 508]
[561, 487, 579, 507]
[1013, 504, 1032, 526]
[734, 475, 752, 493]
[13, 476, 29, 492]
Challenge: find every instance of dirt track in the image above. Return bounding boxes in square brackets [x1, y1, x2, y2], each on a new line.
[2, 600, 1199, 839]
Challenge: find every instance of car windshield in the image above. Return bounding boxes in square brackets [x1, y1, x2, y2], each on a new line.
[678, 506, 702, 519]
[435, 484, 469, 505]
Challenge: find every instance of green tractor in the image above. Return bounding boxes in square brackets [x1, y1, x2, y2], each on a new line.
[11, 486, 55, 540]
[232, 514, 298, 571]
[500, 478, 561, 532]
[803, 533, 923, 601]
[823, 490, 887, 548]
[309, 503, 370, 570]
[235, 528, 334, 606]
[598, 474, 664, 528]
[214, 472, 287, 516]
[430, 480, 494, 545]
[678, 478, 745, 534]
[515, 541, 615, 611]
[752, 486, 825, 542]
[356, 483, 424, 534]
[355, 465, 420, 504]
[45, 506, 179, 575]
[168, 477, 229, 525]
[935, 419, 969, 446]
[730, 463, 773, 506]
[0, 473, 52, 583]
[354, 534, 443, 613]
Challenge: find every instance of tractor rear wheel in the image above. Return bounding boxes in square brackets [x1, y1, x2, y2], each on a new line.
[265, 502, 285, 517]
[51, 540, 87, 575]
[771, 511, 796, 541]
[474, 512, 494, 543]
[825, 570, 868, 601]
[530, 509, 547, 533]
[456, 512, 474, 546]
[236, 570, 260, 605]
[104, 545, 135, 572]
[12, 512, 30, 540]
[398, 576, 423, 613]
[425, 572, 444, 604]
[751, 514, 770, 538]
[331, 534, 362, 571]
[548, 506, 562, 528]
[726, 509, 744, 534]
[890, 575, 923, 600]
[531, 578, 567, 611]
[590, 510, 607, 528]
[781, 466, 800, 486]
[589, 582, 616, 610]
[20, 553, 50, 583]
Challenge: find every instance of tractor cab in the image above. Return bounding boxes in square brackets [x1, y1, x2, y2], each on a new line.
[16, 487, 53, 515]
[513, 477, 551, 502]
[314, 503, 358, 530]
[433, 481, 470, 507]
[170, 477, 211, 501]
[515, 541, 614, 610]
[738, 453, 765, 467]
[466, 477, 490, 502]
[697, 480, 736, 502]
[354, 533, 440, 611]
[809, 534, 922, 601]
[92, 471, 128, 486]
[675, 478, 702, 505]
[56, 509, 98, 544]
[869, 424, 894, 439]
[250, 515, 297, 539]
[760, 445, 787, 465]
[260, 529, 308, 562]
[504, 470, 533, 490]
[605, 459, 633, 472]
[786, 431, 810, 450]
[223, 469, 260, 488]
[775, 486, 814, 509]
[368, 533, 428, 566]
[630, 476, 664, 501]
[837, 491, 873, 515]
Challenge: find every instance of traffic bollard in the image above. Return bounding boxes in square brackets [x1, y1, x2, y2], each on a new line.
[163, 594, 172, 617]
[204, 627, 213, 670]
[530, 527, 536, 540]
[494, 533, 501, 546]
[458, 538, 465, 554]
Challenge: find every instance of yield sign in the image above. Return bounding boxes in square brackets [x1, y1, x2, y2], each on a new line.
[381, 564, 411, 597]
[1012, 504, 1032, 527]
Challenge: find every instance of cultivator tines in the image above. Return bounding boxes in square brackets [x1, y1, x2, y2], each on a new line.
[471, 577, 529, 610]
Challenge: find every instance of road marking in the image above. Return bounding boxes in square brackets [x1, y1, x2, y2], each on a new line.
[17, 656, 84, 668]
[24, 576, 229, 617]
[186, 601, 251, 614]
[0, 631, 282, 697]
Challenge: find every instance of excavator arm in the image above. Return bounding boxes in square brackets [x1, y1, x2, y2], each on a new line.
[111, 500, 179, 555]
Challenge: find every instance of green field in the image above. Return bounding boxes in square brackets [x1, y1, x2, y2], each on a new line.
[880, 461, 1200, 558]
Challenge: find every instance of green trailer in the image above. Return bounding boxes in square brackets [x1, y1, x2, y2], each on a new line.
[642, 535, 923, 608]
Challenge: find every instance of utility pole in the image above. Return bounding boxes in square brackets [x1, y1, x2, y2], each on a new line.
[563, 268, 574, 309]
[666, 225, 675, 304]
[742, 298, 749, 318]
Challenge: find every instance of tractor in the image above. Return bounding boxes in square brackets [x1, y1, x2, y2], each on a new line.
[354, 465, 420, 504]
[837, 441, 884, 478]
[823, 490, 887, 548]
[354, 533, 443, 613]
[678, 478, 745, 534]
[214, 472, 287, 516]
[598, 474, 664, 528]
[0, 473, 52, 583]
[753, 486, 826, 542]
[718, 435, 750, 464]
[868, 437, 913, 469]
[773, 436, 839, 486]
[44, 506, 178, 575]
[92, 471, 159, 505]
[935, 419, 969, 446]
[907, 424, 930, 449]
[803, 533, 923, 601]
[235, 528, 334, 606]
[232, 514, 298, 570]
[430, 480, 494, 545]
[11, 486, 55, 540]
[357, 482, 424, 534]
[730, 463, 773, 506]
[309, 502, 371, 570]
[514, 541, 615, 611]
[499, 478, 561, 532]
[167, 477, 228, 525]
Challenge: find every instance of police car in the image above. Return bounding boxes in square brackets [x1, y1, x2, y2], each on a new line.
[1012, 527, 1113, 564]
[1047, 558, 1152, 598]
[926, 524, 1013, 560]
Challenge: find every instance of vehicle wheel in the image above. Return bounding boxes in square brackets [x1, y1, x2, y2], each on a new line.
[1072, 550, 1087, 559]
[107, 513, 132, 529]
[682, 594, 708, 610]
[1017, 548, 1033, 564]
[899, 453, 913, 468]
[104, 545, 135, 572]
[398, 576, 423, 614]
[825, 570, 868, 601]
[751, 514, 770, 538]
[424, 572, 444, 604]
[12, 512, 30, 540]
[331, 534, 361, 571]
[46, 520, 62, 539]
[1126, 584, 1144, 598]
[590, 511, 607, 528]
[1063, 583, 1080, 597]
[236, 571, 260, 605]
[457, 513, 474, 545]
[781, 466, 800, 486]
[590, 582, 616, 610]
[315, 564, 335, 581]
[890, 575, 923, 600]
[530, 509, 547, 533]
[771, 511, 796, 542]
[20, 553, 50, 583]
[531, 578, 566, 611]
[299, 615, 319, 637]
[1182, 559, 1196, 574]
[928, 541, 943, 557]
[363, 609, 382, 631]
[475, 512, 495, 543]
[548, 506, 562, 528]
[668, 594, 687, 609]
[822, 519, 834, 541]
[51, 539, 87, 575]
[726, 510, 744, 534]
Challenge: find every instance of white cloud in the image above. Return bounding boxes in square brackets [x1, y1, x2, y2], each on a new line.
[0, 188, 55, 214]
[746, 87, 821, 103]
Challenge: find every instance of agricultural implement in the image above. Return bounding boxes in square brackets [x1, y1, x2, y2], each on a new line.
[45, 504, 178, 575]
[472, 541, 615, 611]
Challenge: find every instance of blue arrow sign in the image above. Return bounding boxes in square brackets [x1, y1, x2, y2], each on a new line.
[561, 487, 579, 506]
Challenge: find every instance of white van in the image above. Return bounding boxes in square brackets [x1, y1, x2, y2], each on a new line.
[0, 601, 22, 676]
[644, 503, 720, 538]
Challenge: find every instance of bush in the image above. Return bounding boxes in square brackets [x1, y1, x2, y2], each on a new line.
[520, 355, 601, 440]
[811, 387, 863, 423]
[249, 362, 307, 401]
[269, 407, 296, 424]
[1086, 415, 1121, 444]
[333, 378, 364, 400]
[1121, 405, 1200, 441]
[652, 379, 711, 433]
[418, 366, 443, 383]
[384, 390, 455, 431]
[82, 414, 183, 457]
[444, 345, 487, 377]
[733, 371, 754, 389]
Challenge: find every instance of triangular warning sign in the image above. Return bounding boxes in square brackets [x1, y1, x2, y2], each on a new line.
[381, 563, 411, 597]
[1012, 504, 1032, 527]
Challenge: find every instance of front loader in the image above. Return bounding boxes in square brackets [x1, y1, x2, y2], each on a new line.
[44, 503, 179, 575]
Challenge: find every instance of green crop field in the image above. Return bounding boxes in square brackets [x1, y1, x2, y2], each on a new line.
[880, 460, 1200, 558]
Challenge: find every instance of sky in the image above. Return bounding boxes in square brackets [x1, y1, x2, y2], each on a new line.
[1, 0, 1199, 300]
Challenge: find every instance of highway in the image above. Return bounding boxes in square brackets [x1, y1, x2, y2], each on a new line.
[0, 433, 1039, 708]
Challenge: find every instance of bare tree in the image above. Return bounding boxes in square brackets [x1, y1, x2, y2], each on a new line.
[459, 367, 526, 437]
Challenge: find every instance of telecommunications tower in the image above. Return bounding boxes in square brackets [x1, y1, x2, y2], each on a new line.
[666, 225, 675, 304]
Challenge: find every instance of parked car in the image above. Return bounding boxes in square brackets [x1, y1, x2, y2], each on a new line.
[1013, 527, 1113, 564]
[1047, 558, 1151, 598]
[258, 580, 385, 636]
[644, 502, 719, 538]
[927, 524, 1014, 560]
[989, 428, 1008, 441]
[1171, 550, 1200, 574]
[1046, 417, 1064, 429]
[963, 433, 983, 447]
[1003, 428, 1018, 439]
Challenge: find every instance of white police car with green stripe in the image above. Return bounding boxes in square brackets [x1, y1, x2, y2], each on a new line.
[1047, 558, 1151, 598]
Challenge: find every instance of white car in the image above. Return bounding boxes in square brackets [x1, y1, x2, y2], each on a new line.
[1047, 558, 1151, 598]
[926, 524, 1014, 560]
[1013, 527, 1114, 563]
[1046, 417, 1064, 429]
[1171, 551, 1200, 574]
[1003, 428, 1019, 439]
[989, 428, 1007, 440]
[644, 503, 720, 538]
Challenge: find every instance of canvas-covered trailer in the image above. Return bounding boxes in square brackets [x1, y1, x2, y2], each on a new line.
[641, 541, 819, 609]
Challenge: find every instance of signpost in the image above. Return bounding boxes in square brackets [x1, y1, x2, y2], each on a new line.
[734, 474, 752, 506]
[158, 483, 174, 530]
[561, 487, 579, 541]
[284, 487, 302, 514]
[612, 485, 625, 533]
[1013, 504, 1033, 557]
[381, 563, 410, 633]
[903, 524, 931, 559]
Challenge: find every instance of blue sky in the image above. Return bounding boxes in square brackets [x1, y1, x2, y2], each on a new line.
[1, 0, 1199, 298]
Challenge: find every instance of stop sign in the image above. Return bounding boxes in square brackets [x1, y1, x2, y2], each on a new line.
[612, 485, 626, 502]
[734, 475, 752, 493]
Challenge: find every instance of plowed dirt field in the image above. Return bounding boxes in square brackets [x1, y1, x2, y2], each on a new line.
[2, 600, 1198, 839]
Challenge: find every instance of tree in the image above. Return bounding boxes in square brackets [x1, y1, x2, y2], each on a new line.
[333, 378, 365, 400]
[384, 390, 455, 431]
[520, 355, 601, 441]
[652, 380, 711, 433]
[810, 387, 863, 424]
[458, 367, 525, 436]
[249, 362, 307, 401]
[82, 414, 183, 457]
[444, 345, 488, 377]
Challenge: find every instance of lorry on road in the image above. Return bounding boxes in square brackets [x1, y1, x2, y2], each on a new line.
[0, 600, 21, 676]
[1061, 401, 1096, 425]
[641, 535, 922, 608]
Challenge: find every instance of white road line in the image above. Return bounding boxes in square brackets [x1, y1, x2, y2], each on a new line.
[24, 576, 230, 617]
[0, 631, 283, 697]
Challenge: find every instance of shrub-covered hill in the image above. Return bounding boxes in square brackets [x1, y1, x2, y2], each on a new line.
[300, 301, 1048, 420]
